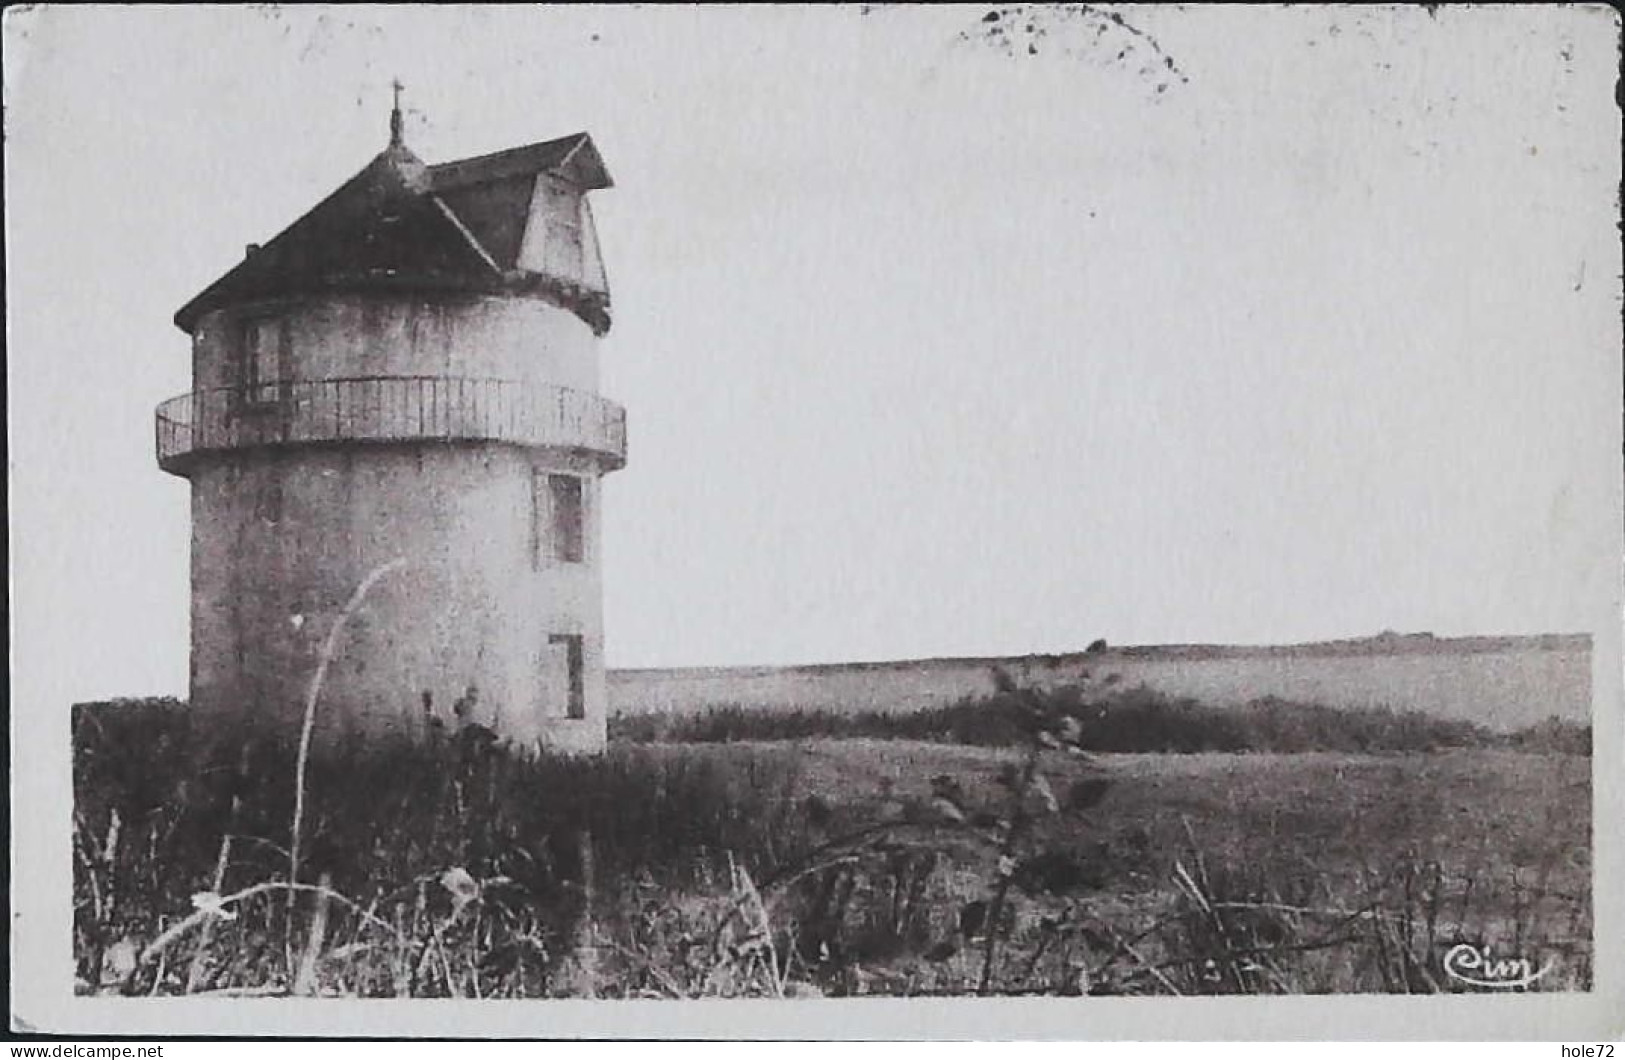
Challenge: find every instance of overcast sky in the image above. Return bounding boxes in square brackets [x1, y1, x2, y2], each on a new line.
[8, 5, 1621, 704]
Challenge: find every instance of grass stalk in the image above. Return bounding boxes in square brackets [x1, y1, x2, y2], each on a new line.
[293, 872, 333, 996]
[185, 832, 234, 994]
[288, 558, 407, 900]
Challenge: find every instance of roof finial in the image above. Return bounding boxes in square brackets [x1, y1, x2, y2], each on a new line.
[389, 78, 405, 146]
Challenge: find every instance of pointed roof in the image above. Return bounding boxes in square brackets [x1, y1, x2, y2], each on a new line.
[174, 125, 614, 335]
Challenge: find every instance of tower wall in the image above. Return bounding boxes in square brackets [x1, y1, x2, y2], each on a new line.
[190, 294, 599, 392]
[182, 294, 614, 753]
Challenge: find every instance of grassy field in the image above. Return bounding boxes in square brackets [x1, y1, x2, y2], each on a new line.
[72, 695, 1592, 998]
[609, 686, 1593, 754]
[729, 740, 1593, 995]
[610, 634, 1592, 731]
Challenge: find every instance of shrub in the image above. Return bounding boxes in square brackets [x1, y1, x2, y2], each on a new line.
[612, 685, 1509, 755]
[1505, 716, 1591, 756]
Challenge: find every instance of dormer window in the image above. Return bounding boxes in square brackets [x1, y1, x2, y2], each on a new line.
[539, 177, 584, 282]
[512, 174, 608, 301]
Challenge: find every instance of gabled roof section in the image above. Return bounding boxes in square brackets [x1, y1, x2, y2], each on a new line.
[174, 128, 613, 336]
[429, 133, 612, 193]
[426, 134, 613, 272]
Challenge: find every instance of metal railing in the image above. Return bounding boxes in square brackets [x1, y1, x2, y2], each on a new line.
[156, 376, 626, 474]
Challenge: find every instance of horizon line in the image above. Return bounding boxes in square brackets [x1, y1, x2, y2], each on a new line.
[606, 629, 1594, 676]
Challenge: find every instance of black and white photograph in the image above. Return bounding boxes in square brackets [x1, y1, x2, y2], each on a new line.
[7, 3, 1622, 1040]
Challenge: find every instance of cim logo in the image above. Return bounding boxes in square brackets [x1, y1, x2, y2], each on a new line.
[1442, 942, 1555, 989]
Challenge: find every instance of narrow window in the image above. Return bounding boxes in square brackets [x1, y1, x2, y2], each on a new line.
[552, 474, 584, 564]
[549, 634, 586, 719]
[532, 471, 585, 567]
[240, 316, 283, 404]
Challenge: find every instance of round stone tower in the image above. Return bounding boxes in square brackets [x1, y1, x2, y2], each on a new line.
[157, 105, 625, 753]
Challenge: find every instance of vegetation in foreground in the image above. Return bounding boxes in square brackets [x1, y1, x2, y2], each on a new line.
[73, 689, 1592, 998]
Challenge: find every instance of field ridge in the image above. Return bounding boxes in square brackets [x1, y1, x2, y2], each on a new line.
[610, 631, 1591, 681]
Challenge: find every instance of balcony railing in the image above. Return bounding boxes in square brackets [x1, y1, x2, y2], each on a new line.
[156, 376, 626, 475]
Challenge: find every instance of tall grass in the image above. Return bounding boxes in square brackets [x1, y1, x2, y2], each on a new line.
[72, 700, 815, 997]
[72, 692, 1591, 997]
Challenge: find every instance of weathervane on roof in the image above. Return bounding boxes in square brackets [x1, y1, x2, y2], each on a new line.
[389, 78, 405, 146]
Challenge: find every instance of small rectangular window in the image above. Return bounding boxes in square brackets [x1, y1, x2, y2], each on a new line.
[241, 316, 282, 404]
[550, 474, 584, 564]
[549, 633, 586, 719]
[532, 471, 586, 567]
